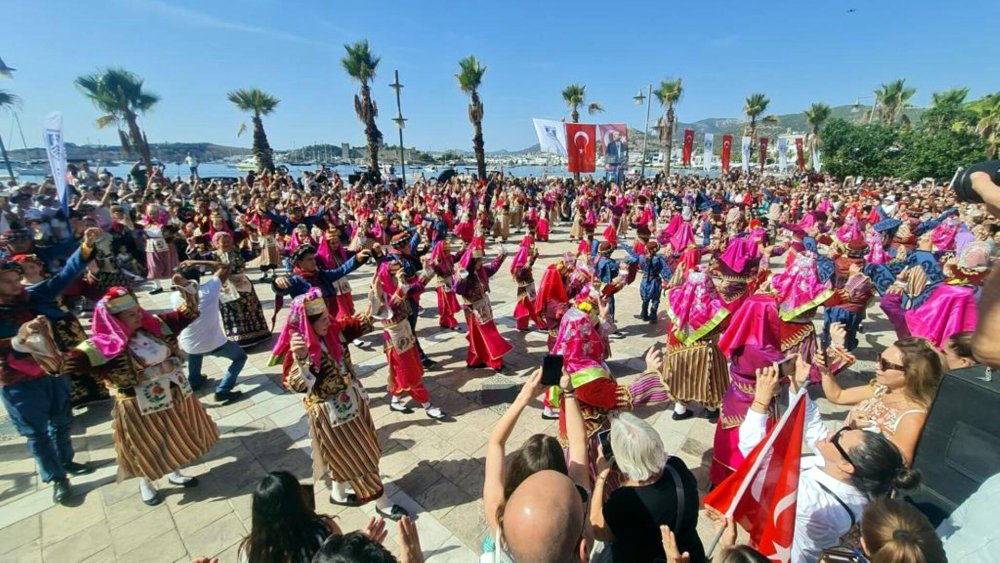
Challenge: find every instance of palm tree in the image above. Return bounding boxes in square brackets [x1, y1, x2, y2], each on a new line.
[925, 87, 971, 132]
[456, 56, 488, 180]
[973, 93, 1000, 159]
[874, 79, 917, 126]
[804, 102, 832, 170]
[74, 68, 159, 170]
[0, 90, 20, 180]
[341, 40, 383, 177]
[561, 84, 603, 123]
[653, 78, 683, 175]
[227, 88, 279, 173]
[743, 93, 778, 161]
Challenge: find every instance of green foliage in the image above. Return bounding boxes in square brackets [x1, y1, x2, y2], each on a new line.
[821, 117, 987, 181]
[227, 88, 279, 117]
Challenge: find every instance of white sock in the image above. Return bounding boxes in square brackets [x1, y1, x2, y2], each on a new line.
[139, 478, 158, 501]
[330, 481, 350, 502]
[674, 402, 688, 415]
[391, 396, 404, 405]
[374, 494, 392, 511]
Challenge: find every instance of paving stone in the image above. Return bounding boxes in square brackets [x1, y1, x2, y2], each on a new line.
[41, 520, 110, 563]
[0, 515, 40, 555]
[109, 505, 176, 555]
[178, 512, 245, 559]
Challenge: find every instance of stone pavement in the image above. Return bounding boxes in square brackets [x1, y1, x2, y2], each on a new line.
[0, 222, 885, 562]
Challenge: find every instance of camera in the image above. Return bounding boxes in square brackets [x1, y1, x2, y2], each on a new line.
[949, 160, 1000, 204]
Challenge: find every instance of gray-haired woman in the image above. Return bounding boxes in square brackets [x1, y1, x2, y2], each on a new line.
[590, 412, 706, 562]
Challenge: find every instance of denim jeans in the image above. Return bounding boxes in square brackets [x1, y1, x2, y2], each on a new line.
[187, 340, 247, 393]
[1, 375, 74, 482]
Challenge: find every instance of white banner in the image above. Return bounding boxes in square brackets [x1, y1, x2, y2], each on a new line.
[812, 148, 822, 173]
[777, 137, 788, 172]
[532, 118, 568, 157]
[703, 133, 714, 171]
[740, 136, 751, 173]
[43, 112, 69, 215]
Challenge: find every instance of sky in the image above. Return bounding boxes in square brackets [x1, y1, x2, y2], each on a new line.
[2, 0, 999, 153]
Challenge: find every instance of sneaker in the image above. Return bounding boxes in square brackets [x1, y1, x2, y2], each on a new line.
[541, 407, 559, 420]
[64, 461, 95, 476]
[52, 478, 72, 504]
[671, 410, 694, 421]
[214, 390, 244, 404]
[425, 406, 446, 420]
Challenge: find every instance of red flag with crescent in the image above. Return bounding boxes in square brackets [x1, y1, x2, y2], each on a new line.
[682, 129, 695, 166]
[721, 134, 733, 173]
[566, 123, 597, 173]
[758, 137, 770, 172]
[703, 389, 807, 563]
[795, 138, 805, 170]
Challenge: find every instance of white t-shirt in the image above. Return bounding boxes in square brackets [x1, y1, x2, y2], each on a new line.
[170, 276, 228, 354]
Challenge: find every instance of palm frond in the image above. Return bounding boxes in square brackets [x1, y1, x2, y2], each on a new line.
[227, 88, 280, 116]
[0, 89, 22, 109]
[341, 40, 380, 84]
[456, 56, 486, 94]
[95, 114, 117, 129]
[587, 103, 605, 115]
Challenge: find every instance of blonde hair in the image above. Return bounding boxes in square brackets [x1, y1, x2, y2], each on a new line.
[895, 337, 944, 407]
[861, 497, 946, 563]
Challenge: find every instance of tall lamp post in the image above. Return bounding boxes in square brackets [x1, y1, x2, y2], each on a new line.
[389, 70, 407, 188]
[852, 96, 878, 124]
[634, 84, 652, 179]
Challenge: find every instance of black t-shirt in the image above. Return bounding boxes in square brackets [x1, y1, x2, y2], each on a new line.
[603, 457, 706, 563]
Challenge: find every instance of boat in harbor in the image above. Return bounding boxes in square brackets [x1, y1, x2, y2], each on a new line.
[231, 156, 258, 171]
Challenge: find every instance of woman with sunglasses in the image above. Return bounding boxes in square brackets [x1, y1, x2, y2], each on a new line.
[819, 325, 943, 465]
[740, 360, 920, 562]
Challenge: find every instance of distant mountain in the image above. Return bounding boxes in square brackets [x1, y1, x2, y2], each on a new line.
[8, 142, 247, 163]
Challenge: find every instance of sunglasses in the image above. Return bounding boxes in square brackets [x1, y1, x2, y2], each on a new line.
[831, 426, 855, 467]
[877, 356, 905, 372]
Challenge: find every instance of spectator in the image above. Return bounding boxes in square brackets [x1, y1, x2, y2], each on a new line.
[239, 471, 342, 563]
[482, 369, 590, 559]
[819, 327, 943, 464]
[499, 470, 589, 563]
[170, 262, 246, 404]
[937, 472, 1000, 562]
[311, 516, 424, 563]
[942, 331, 978, 370]
[590, 412, 705, 563]
[970, 171, 1000, 365]
[741, 365, 920, 561]
[860, 497, 946, 563]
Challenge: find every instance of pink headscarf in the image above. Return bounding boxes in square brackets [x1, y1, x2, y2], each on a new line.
[91, 287, 166, 358]
[931, 217, 960, 251]
[835, 217, 862, 244]
[665, 271, 729, 345]
[429, 240, 454, 273]
[316, 234, 347, 267]
[670, 222, 696, 251]
[270, 287, 343, 367]
[719, 237, 761, 275]
[287, 229, 315, 253]
[509, 236, 535, 274]
[769, 253, 833, 321]
[865, 231, 888, 265]
[552, 308, 607, 374]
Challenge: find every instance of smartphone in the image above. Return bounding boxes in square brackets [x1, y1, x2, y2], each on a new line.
[597, 429, 613, 460]
[301, 482, 315, 511]
[541, 354, 564, 386]
[777, 355, 796, 379]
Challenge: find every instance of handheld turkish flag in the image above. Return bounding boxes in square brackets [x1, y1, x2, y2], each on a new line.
[795, 138, 805, 170]
[702, 388, 808, 563]
[721, 134, 733, 173]
[759, 137, 770, 172]
[682, 129, 695, 166]
[566, 123, 597, 173]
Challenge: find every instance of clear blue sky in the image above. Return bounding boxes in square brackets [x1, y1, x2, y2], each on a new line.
[3, 0, 998, 152]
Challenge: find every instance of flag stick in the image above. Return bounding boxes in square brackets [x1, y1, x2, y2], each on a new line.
[705, 525, 727, 558]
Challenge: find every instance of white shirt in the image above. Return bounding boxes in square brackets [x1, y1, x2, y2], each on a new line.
[169, 276, 228, 354]
[938, 473, 1000, 562]
[739, 390, 868, 562]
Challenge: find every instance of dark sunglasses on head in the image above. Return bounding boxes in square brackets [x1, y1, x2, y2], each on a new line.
[831, 426, 855, 467]
[878, 356, 905, 372]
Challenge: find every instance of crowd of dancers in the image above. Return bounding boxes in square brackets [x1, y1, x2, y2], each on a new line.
[0, 163, 996, 561]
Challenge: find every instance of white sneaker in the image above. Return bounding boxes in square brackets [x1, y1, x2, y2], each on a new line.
[425, 406, 446, 420]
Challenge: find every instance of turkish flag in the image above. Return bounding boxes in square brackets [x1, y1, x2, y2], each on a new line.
[795, 138, 805, 170]
[566, 123, 597, 173]
[682, 129, 695, 166]
[758, 137, 770, 172]
[703, 389, 807, 563]
[721, 134, 733, 173]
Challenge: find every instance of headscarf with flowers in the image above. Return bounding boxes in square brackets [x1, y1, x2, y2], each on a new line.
[270, 287, 343, 369]
[91, 287, 166, 359]
[665, 270, 729, 345]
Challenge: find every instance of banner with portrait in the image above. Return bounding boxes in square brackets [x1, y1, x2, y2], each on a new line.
[598, 123, 628, 183]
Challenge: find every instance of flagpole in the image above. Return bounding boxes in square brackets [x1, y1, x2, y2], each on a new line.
[705, 385, 809, 557]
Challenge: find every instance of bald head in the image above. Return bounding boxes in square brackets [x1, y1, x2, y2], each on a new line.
[503, 470, 585, 563]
